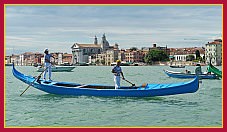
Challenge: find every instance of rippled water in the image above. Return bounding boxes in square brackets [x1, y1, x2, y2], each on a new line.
[5, 66, 222, 127]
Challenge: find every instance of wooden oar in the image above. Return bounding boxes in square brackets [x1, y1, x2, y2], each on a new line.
[122, 78, 136, 87]
[74, 85, 88, 88]
[20, 64, 52, 96]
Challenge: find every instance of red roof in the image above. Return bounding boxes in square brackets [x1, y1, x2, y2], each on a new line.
[207, 41, 222, 45]
[169, 47, 205, 55]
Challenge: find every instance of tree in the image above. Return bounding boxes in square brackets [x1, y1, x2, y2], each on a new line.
[101, 60, 105, 65]
[202, 55, 206, 63]
[186, 55, 195, 61]
[95, 59, 100, 64]
[144, 50, 169, 64]
[195, 50, 201, 60]
[129, 47, 138, 51]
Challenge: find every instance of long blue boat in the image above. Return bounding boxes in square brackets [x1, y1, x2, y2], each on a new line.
[164, 69, 217, 79]
[12, 64, 199, 97]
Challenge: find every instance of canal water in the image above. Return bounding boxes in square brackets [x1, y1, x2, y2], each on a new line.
[5, 65, 222, 127]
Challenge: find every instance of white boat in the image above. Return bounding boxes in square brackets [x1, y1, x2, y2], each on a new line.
[5, 63, 13, 66]
[110, 61, 130, 66]
[37, 66, 76, 72]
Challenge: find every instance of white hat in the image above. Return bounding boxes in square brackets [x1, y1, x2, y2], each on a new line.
[44, 48, 49, 52]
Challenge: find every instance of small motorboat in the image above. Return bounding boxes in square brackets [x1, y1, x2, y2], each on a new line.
[37, 66, 75, 72]
[163, 69, 218, 79]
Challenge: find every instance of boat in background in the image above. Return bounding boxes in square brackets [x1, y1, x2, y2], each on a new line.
[194, 63, 206, 66]
[111, 61, 130, 66]
[164, 69, 218, 79]
[13, 63, 199, 97]
[75, 62, 89, 66]
[207, 63, 222, 78]
[5, 63, 13, 66]
[37, 65, 75, 72]
[170, 65, 185, 68]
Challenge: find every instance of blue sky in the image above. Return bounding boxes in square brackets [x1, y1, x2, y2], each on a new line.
[5, 5, 222, 55]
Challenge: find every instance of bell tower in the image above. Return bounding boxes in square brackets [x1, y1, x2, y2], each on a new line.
[94, 35, 98, 45]
[101, 33, 109, 51]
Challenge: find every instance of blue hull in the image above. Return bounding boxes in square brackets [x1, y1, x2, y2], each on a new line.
[12, 64, 199, 97]
[164, 70, 217, 79]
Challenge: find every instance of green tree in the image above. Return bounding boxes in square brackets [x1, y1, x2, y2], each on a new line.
[144, 50, 169, 64]
[186, 55, 195, 61]
[202, 55, 206, 63]
[195, 50, 201, 60]
[95, 59, 100, 64]
[130, 47, 138, 51]
[101, 60, 105, 65]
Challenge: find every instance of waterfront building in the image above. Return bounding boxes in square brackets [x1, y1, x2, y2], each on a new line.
[123, 49, 145, 63]
[50, 52, 72, 65]
[148, 44, 170, 55]
[71, 34, 120, 65]
[118, 49, 126, 62]
[5, 56, 12, 65]
[8, 52, 42, 66]
[101, 34, 110, 52]
[7, 52, 72, 66]
[205, 39, 222, 66]
[105, 49, 120, 65]
[40, 52, 72, 65]
[169, 47, 205, 63]
[71, 42, 101, 64]
[95, 53, 106, 65]
[94, 48, 120, 66]
[18, 52, 43, 66]
[22, 52, 34, 66]
[62, 53, 73, 65]
[10, 54, 20, 65]
[141, 44, 169, 57]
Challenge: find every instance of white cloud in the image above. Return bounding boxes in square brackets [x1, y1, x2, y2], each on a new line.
[5, 5, 222, 55]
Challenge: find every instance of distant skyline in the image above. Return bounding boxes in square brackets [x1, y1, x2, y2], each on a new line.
[5, 5, 222, 55]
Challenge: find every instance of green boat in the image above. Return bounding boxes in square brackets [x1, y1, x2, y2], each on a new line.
[207, 63, 222, 78]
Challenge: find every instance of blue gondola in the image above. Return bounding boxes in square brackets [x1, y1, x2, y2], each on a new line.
[12, 64, 199, 97]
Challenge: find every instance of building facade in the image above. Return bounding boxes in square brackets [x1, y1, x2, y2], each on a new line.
[205, 39, 222, 66]
[71, 43, 102, 64]
[9, 52, 43, 66]
[169, 47, 205, 62]
[105, 49, 120, 65]
[123, 49, 145, 63]
[95, 53, 106, 65]
[149, 44, 170, 56]
[52, 53, 73, 65]
[71, 34, 119, 65]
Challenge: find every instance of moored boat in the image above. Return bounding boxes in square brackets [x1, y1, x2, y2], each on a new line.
[170, 65, 185, 68]
[111, 62, 130, 66]
[13, 64, 199, 97]
[5, 63, 13, 66]
[37, 66, 75, 72]
[163, 69, 218, 79]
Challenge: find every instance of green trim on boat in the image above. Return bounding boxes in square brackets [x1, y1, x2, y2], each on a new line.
[207, 64, 222, 78]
